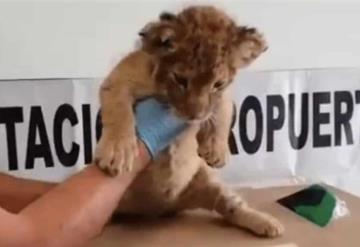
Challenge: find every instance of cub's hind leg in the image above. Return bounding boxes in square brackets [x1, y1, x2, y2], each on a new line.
[176, 165, 284, 238]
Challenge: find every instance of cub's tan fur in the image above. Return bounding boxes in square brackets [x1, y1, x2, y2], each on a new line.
[95, 6, 284, 237]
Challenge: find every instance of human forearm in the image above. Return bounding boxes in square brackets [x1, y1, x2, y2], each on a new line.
[22, 167, 132, 247]
[0, 173, 55, 213]
[0, 209, 35, 247]
[0, 97, 186, 247]
[20, 142, 150, 247]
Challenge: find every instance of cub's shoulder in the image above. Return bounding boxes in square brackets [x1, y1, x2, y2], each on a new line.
[109, 50, 157, 96]
[118, 50, 154, 72]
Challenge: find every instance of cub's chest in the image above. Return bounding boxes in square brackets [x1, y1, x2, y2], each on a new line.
[118, 125, 206, 215]
[133, 125, 202, 198]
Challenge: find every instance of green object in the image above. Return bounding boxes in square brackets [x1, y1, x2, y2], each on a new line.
[278, 184, 337, 227]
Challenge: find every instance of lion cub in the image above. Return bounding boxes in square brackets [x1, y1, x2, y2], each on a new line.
[95, 6, 284, 237]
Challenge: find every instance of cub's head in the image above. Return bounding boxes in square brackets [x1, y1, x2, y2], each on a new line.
[139, 6, 267, 121]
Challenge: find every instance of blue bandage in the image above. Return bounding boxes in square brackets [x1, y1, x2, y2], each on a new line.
[135, 98, 187, 158]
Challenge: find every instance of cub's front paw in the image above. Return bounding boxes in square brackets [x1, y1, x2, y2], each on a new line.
[95, 133, 138, 176]
[198, 138, 229, 168]
[250, 212, 285, 238]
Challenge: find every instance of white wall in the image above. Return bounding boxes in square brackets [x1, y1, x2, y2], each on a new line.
[0, 0, 360, 80]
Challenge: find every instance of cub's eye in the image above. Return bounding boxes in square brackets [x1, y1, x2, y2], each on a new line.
[213, 81, 225, 90]
[173, 73, 188, 90]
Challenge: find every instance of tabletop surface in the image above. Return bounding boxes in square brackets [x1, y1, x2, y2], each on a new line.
[89, 185, 360, 247]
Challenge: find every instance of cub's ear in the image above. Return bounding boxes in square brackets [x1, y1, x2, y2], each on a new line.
[138, 12, 179, 56]
[159, 11, 177, 21]
[231, 26, 268, 68]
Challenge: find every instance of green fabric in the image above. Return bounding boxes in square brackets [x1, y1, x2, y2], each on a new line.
[278, 184, 337, 227]
[294, 190, 336, 227]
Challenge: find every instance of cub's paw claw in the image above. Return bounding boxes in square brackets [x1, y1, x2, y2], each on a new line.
[251, 213, 284, 238]
[198, 139, 229, 168]
[95, 135, 138, 176]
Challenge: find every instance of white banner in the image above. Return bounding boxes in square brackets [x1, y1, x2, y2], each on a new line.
[0, 69, 359, 195]
[0, 79, 101, 182]
[225, 69, 360, 196]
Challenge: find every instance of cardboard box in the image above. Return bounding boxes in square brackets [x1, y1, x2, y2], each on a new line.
[90, 186, 360, 247]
